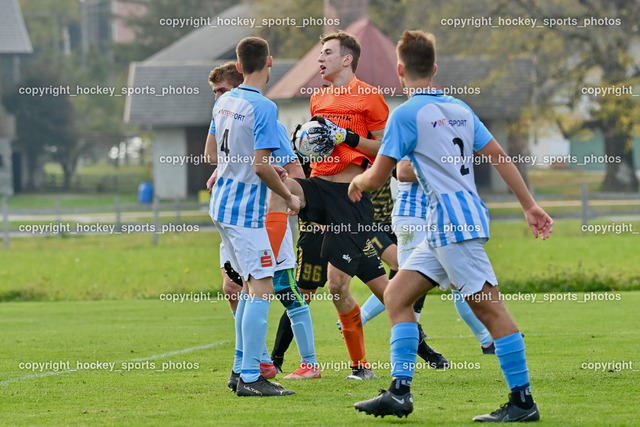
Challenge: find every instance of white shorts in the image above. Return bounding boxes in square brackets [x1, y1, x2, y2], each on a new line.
[402, 238, 498, 295]
[219, 225, 296, 273]
[219, 242, 229, 269]
[212, 221, 275, 281]
[392, 215, 428, 268]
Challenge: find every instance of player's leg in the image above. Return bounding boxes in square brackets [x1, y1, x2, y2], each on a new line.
[435, 239, 538, 421]
[327, 262, 374, 379]
[450, 285, 494, 354]
[271, 231, 325, 372]
[360, 233, 397, 326]
[392, 215, 448, 368]
[354, 269, 436, 417]
[220, 224, 293, 397]
[355, 240, 449, 417]
[270, 226, 320, 379]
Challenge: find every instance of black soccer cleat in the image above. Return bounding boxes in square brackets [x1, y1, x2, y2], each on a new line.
[236, 375, 295, 397]
[482, 342, 496, 355]
[346, 366, 377, 380]
[355, 390, 413, 418]
[227, 371, 240, 392]
[272, 356, 284, 374]
[416, 324, 449, 369]
[473, 401, 540, 422]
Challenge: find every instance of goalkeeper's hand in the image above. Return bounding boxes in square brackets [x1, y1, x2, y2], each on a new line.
[311, 116, 360, 148]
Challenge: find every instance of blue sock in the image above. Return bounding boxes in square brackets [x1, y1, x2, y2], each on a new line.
[261, 345, 272, 365]
[287, 305, 317, 366]
[390, 322, 419, 380]
[361, 295, 386, 326]
[232, 293, 247, 374]
[452, 290, 493, 347]
[240, 296, 271, 383]
[495, 332, 530, 391]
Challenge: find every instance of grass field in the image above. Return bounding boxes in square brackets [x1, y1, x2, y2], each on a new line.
[1, 289, 638, 425]
[1, 220, 639, 302]
[1, 218, 639, 424]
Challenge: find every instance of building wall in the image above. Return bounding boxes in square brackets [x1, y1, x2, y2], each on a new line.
[152, 128, 187, 199]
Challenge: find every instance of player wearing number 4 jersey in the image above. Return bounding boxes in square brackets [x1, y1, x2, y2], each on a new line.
[349, 30, 552, 421]
[205, 37, 301, 397]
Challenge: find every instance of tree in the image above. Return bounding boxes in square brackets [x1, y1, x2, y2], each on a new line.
[369, 0, 640, 191]
[3, 70, 76, 191]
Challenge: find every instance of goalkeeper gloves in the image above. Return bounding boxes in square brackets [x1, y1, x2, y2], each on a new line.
[311, 116, 360, 148]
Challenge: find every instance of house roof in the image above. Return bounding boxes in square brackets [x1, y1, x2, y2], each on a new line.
[124, 60, 296, 127]
[266, 18, 403, 99]
[0, 0, 33, 54]
[145, 4, 253, 64]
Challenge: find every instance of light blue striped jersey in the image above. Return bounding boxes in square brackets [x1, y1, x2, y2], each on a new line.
[380, 90, 493, 247]
[209, 84, 280, 228]
[392, 181, 428, 219]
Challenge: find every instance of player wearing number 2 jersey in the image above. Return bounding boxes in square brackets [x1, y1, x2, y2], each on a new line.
[350, 30, 552, 420]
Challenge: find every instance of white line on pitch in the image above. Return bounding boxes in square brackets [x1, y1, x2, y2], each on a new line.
[0, 340, 229, 387]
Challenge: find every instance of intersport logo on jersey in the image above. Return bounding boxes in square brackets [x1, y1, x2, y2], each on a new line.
[431, 118, 468, 128]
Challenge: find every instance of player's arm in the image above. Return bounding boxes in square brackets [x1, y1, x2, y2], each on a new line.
[478, 138, 553, 239]
[254, 148, 301, 214]
[396, 159, 416, 182]
[206, 169, 217, 193]
[204, 132, 217, 165]
[348, 154, 397, 202]
[353, 129, 383, 157]
[283, 159, 305, 179]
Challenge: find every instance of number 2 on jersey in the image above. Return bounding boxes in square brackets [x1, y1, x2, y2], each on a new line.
[452, 137, 470, 176]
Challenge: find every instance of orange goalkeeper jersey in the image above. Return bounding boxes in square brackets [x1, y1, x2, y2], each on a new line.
[309, 77, 389, 177]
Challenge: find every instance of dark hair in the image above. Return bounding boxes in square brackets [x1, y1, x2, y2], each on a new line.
[396, 30, 436, 78]
[236, 37, 270, 74]
[321, 31, 361, 72]
[209, 61, 243, 88]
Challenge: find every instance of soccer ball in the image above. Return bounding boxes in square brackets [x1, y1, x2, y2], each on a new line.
[294, 120, 336, 162]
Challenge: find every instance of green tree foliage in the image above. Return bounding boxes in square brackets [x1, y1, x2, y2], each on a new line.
[369, 0, 640, 191]
[254, 0, 324, 58]
[3, 69, 75, 191]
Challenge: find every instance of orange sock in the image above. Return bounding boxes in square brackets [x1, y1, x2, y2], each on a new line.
[338, 304, 368, 369]
[265, 212, 288, 260]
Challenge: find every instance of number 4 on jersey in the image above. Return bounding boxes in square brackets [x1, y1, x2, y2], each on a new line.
[220, 129, 230, 157]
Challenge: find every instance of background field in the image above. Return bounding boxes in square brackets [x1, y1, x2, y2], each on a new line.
[1, 219, 639, 425]
[1, 289, 638, 425]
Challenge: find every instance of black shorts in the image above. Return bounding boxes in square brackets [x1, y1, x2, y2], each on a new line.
[296, 231, 386, 290]
[369, 225, 397, 257]
[294, 177, 376, 277]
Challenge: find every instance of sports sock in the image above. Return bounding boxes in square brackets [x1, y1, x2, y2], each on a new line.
[389, 378, 412, 396]
[495, 332, 531, 396]
[413, 294, 426, 322]
[360, 295, 386, 326]
[240, 297, 271, 383]
[232, 292, 247, 374]
[452, 290, 493, 346]
[287, 305, 317, 365]
[260, 345, 272, 365]
[265, 212, 288, 260]
[510, 389, 534, 410]
[338, 304, 368, 368]
[390, 322, 419, 385]
[272, 310, 294, 361]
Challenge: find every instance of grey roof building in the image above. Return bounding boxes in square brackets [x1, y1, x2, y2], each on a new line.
[0, 0, 33, 195]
